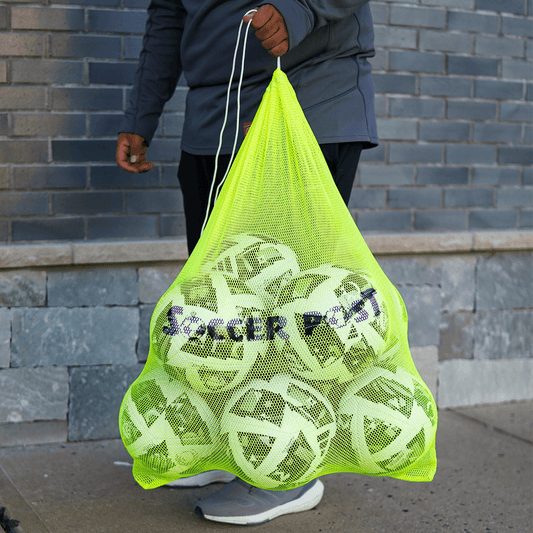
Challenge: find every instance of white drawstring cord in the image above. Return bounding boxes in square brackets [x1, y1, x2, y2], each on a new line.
[200, 10, 257, 236]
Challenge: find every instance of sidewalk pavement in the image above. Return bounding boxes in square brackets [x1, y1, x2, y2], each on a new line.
[0, 401, 531, 533]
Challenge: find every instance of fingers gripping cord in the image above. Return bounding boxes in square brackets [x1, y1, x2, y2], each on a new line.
[200, 10, 282, 236]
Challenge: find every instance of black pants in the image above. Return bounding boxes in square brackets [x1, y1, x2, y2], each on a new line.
[177, 142, 364, 255]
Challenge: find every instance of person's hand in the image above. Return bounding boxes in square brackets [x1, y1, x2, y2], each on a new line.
[243, 5, 289, 57]
[116, 132, 155, 173]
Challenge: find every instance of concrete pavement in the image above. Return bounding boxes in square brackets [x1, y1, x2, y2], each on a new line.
[0, 401, 531, 533]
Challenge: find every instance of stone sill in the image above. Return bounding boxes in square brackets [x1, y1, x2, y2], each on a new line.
[0, 230, 532, 269]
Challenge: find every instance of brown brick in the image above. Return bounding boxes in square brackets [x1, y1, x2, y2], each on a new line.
[11, 59, 84, 84]
[0, 61, 6, 83]
[0, 34, 44, 56]
[0, 87, 46, 110]
[11, 7, 85, 31]
[0, 141, 48, 163]
[0, 167, 9, 189]
[13, 113, 86, 137]
[0, 7, 6, 29]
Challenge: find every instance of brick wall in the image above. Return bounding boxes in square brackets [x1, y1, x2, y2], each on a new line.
[0, 0, 532, 242]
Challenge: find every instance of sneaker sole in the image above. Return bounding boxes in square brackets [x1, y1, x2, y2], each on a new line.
[201, 479, 324, 525]
[166, 470, 236, 488]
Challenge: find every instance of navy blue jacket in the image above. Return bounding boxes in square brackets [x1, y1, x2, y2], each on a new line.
[118, 0, 378, 154]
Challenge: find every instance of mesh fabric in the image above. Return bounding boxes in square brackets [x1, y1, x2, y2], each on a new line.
[119, 68, 438, 490]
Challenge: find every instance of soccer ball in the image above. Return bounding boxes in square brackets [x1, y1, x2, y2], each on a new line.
[210, 233, 300, 308]
[151, 271, 267, 393]
[119, 367, 219, 478]
[272, 265, 390, 383]
[336, 365, 437, 475]
[220, 374, 336, 489]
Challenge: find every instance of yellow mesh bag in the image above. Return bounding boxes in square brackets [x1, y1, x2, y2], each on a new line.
[119, 67, 438, 491]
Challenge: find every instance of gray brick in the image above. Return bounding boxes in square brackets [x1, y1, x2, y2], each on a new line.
[0, 221, 7, 242]
[52, 88, 123, 110]
[475, 35, 525, 58]
[390, 51, 445, 73]
[444, 188, 493, 207]
[358, 165, 415, 186]
[0, 141, 48, 164]
[0, 114, 7, 136]
[160, 214, 187, 237]
[138, 304, 155, 362]
[53, 0, 122, 5]
[476, 251, 533, 311]
[471, 167, 520, 185]
[414, 210, 468, 230]
[417, 166, 469, 185]
[445, 144, 496, 164]
[89, 61, 138, 85]
[11, 307, 139, 367]
[419, 121, 470, 141]
[0, 34, 44, 56]
[527, 38, 533, 59]
[88, 9, 148, 33]
[13, 165, 86, 189]
[390, 97, 444, 118]
[526, 83, 533, 100]
[525, 124, 532, 145]
[348, 188, 386, 209]
[397, 286, 441, 346]
[0, 192, 48, 215]
[440, 255, 476, 312]
[52, 191, 122, 215]
[372, 73, 417, 94]
[0, 166, 8, 189]
[438, 312, 474, 360]
[0, 420, 67, 448]
[473, 123, 522, 143]
[50, 34, 121, 58]
[447, 11, 499, 34]
[524, 166, 533, 185]
[0, 367, 68, 423]
[68, 364, 143, 441]
[87, 215, 158, 239]
[90, 165, 158, 188]
[420, 76, 471, 97]
[48, 267, 138, 307]
[498, 146, 533, 165]
[11, 7, 85, 30]
[126, 190, 183, 213]
[390, 5, 446, 28]
[369, 49, 388, 71]
[369, 2, 387, 25]
[497, 187, 533, 208]
[12, 217, 85, 242]
[474, 310, 533, 361]
[420, 29, 473, 53]
[502, 16, 533, 38]
[469, 209, 518, 228]
[0, 270, 46, 307]
[53, 140, 118, 163]
[124, 36, 143, 59]
[447, 56, 499, 77]
[0, 309, 10, 368]
[11, 59, 84, 84]
[422, 0, 475, 6]
[388, 188, 441, 208]
[520, 209, 533, 227]
[0, 6, 6, 29]
[477, 0, 527, 15]
[138, 265, 183, 304]
[374, 95, 387, 117]
[502, 58, 533, 80]
[355, 210, 412, 232]
[374, 25, 417, 49]
[389, 143, 443, 163]
[359, 143, 386, 162]
[0, 87, 46, 110]
[474, 79, 525, 99]
[89, 113, 128, 137]
[13, 113, 86, 138]
[529, 0, 533, 16]
[377, 256, 441, 287]
[376, 118, 417, 140]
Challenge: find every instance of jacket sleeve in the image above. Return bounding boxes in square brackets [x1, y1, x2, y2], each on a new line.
[262, 0, 371, 51]
[118, 0, 186, 147]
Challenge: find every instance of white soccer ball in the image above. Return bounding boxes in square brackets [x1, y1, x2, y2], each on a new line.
[210, 233, 300, 308]
[337, 365, 437, 475]
[220, 374, 336, 489]
[272, 265, 390, 383]
[120, 367, 219, 479]
[151, 271, 267, 393]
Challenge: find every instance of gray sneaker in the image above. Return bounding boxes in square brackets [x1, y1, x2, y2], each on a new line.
[194, 477, 324, 525]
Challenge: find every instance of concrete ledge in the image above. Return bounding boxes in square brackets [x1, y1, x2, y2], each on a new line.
[0, 230, 532, 269]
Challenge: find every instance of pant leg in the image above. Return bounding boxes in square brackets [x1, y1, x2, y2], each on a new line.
[177, 142, 364, 254]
